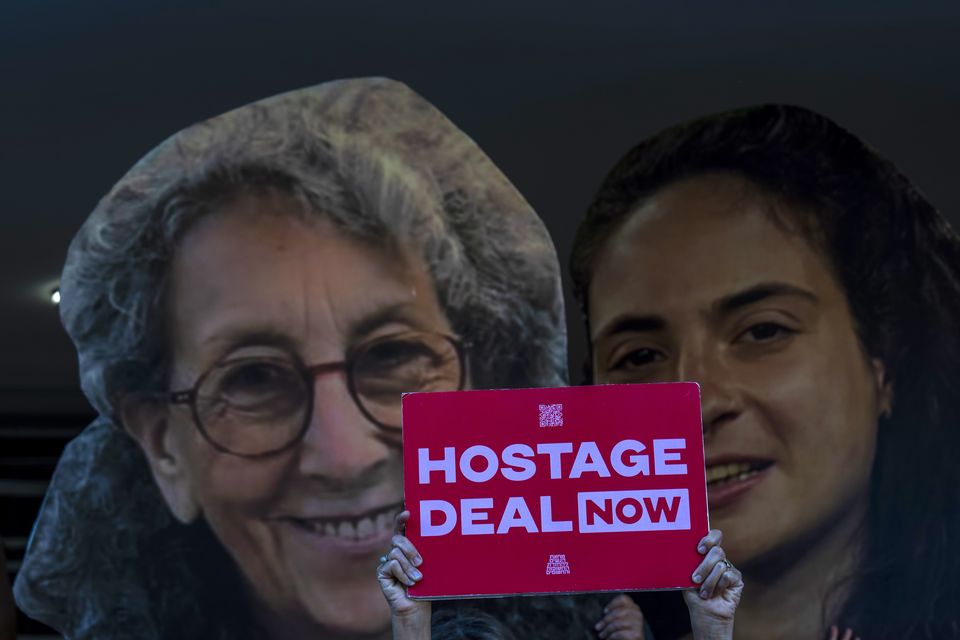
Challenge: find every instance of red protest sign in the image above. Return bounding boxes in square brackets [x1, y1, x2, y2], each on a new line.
[401, 382, 708, 598]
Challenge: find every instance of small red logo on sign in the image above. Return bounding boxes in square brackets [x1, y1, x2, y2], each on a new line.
[545, 554, 571, 575]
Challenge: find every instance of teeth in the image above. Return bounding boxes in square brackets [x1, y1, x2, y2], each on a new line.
[338, 521, 357, 539]
[356, 517, 374, 538]
[706, 462, 764, 485]
[293, 503, 402, 540]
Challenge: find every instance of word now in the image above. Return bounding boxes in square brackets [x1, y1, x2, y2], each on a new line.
[418, 439, 688, 484]
[420, 490, 690, 537]
[579, 489, 690, 533]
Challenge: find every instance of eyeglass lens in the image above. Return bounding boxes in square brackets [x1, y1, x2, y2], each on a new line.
[192, 333, 462, 455]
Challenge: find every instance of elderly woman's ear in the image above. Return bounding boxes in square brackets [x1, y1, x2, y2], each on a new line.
[119, 395, 201, 523]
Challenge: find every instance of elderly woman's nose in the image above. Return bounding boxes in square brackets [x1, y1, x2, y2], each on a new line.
[297, 376, 390, 479]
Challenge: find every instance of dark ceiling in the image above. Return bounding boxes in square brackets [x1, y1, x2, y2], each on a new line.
[2, 1, 959, 413]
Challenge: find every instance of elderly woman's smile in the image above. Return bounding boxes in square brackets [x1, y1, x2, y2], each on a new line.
[271, 500, 406, 543]
[127, 190, 458, 634]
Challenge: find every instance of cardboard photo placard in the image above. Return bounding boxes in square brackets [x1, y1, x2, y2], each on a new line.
[402, 382, 708, 598]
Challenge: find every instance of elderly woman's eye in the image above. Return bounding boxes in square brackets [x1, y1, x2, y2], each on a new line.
[358, 335, 457, 378]
[354, 335, 460, 398]
[363, 338, 434, 369]
[211, 360, 302, 411]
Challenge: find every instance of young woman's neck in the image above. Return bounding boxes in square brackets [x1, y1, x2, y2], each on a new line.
[731, 503, 866, 640]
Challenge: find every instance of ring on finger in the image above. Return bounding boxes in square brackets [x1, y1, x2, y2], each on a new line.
[720, 559, 733, 572]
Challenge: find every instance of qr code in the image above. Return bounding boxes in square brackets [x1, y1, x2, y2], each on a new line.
[539, 403, 563, 427]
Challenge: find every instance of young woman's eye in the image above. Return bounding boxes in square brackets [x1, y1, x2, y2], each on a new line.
[739, 322, 795, 343]
[611, 347, 664, 370]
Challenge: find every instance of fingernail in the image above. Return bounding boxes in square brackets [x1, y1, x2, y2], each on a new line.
[414, 555, 423, 566]
[411, 569, 422, 580]
[692, 573, 702, 583]
[700, 589, 708, 599]
[698, 544, 706, 553]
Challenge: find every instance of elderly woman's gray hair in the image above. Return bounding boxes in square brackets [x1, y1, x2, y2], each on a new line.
[15, 78, 567, 639]
[62, 77, 565, 420]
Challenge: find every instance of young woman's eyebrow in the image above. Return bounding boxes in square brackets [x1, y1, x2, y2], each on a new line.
[592, 314, 665, 342]
[714, 282, 819, 315]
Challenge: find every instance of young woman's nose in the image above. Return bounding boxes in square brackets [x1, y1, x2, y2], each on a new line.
[296, 374, 392, 483]
[674, 344, 742, 435]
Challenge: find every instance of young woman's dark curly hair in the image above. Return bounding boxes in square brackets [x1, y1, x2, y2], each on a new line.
[570, 105, 960, 639]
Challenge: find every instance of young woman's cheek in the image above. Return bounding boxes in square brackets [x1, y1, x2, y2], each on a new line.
[733, 348, 824, 445]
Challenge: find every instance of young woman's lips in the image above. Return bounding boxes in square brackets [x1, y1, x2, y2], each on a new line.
[705, 460, 774, 509]
[277, 500, 404, 556]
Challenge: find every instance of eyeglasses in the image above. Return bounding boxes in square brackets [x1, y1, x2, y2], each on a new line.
[167, 331, 467, 458]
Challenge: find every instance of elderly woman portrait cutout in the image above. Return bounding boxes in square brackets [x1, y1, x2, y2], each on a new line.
[14, 78, 568, 640]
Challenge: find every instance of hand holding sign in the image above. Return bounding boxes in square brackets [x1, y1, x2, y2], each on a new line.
[684, 529, 743, 639]
[376, 512, 431, 640]
[377, 523, 742, 640]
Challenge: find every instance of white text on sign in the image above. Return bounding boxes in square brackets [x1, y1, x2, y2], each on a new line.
[578, 489, 690, 533]
[418, 439, 688, 484]
[416, 439, 691, 537]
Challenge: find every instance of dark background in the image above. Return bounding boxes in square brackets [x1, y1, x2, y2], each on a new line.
[2, 0, 959, 408]
[1, 2, 958, 635]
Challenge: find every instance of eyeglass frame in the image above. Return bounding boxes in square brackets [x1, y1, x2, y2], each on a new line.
[166, 330, 469, 459]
